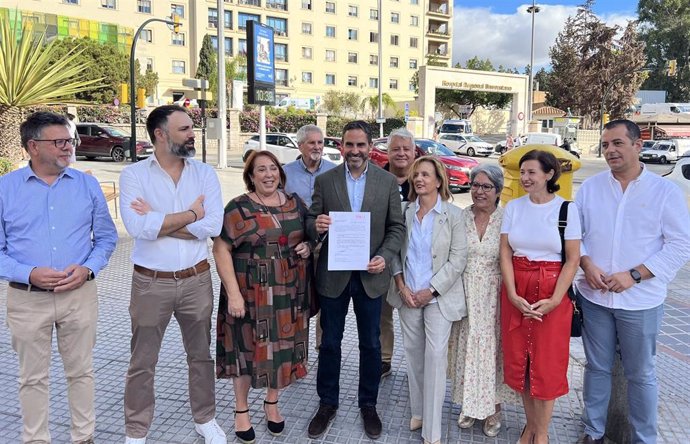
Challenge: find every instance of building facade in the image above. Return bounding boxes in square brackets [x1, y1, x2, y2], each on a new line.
[8, 0, 452, 107]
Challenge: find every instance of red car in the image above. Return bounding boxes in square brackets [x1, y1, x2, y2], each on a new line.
[371, 137, 478, 192]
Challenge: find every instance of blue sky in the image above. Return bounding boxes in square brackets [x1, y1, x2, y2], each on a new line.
[451, 1, 639, 71]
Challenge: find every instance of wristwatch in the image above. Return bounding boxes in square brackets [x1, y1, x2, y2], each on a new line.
[86, 268, 95, 281]
[430, 288, 440, 297]
[629, 269, 642, 284]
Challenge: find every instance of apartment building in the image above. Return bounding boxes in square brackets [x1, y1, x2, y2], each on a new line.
[7, 0, 452, 106]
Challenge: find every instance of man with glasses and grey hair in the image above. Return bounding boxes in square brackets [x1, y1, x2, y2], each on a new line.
[0, 111, 117, 443]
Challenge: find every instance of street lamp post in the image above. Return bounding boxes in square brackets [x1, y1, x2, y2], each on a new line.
[527, 1, 541, 125]
[377, 0, 384, 138]
[129, 16, 180, 162]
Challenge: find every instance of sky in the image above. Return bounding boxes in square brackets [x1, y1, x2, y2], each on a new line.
[452, 1, 639, 72]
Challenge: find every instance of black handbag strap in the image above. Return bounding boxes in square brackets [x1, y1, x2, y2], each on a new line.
[558, 201, 571, 266]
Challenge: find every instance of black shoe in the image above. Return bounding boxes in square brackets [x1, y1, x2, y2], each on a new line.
[581, 435, 604, 444]
[380, 361, 392, 379]
[360, 406, 382, 439]
[263, 400, 285, 436]
[308, 404, 337, 439]
[234, 409, 255, 444]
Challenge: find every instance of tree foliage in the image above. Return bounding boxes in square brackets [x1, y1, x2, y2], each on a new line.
[638, 0, 690, 101]
[321, 90, 361, 117]
[547, 0, 646, 125]
[195, 35, 217, 106]
[361, 93, 396, 119]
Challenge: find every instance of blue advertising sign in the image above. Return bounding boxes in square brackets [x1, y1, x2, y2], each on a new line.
[247, 21, 276, 105]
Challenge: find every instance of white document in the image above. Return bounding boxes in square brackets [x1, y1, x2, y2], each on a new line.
[327, 211, 371, 271]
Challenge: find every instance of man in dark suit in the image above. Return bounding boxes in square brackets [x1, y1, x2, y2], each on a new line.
[306, 121, 405, 440]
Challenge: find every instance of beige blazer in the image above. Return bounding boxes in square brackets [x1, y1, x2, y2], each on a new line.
[387, 200, 468, 321]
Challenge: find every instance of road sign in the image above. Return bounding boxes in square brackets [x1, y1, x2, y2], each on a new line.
[183, 98, 190, 107]
[376, 118, 386, 124]
[404, 103, 410, 122]
[518, 111, 525, 121]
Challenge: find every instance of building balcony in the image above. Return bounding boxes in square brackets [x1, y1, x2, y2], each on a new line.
[426, 26, 449, 38]
[238, 0, 261, 7]
[266, 1, 288, 11]
[428, 1, 451, 17]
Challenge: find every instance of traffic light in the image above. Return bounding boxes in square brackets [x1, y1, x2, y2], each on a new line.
[172, 13, 181, 33]
[668, 59, 677, 77]
[602, 113, 610, 126]
[120, 83, 129, 104]
[136, 88, 146, 109]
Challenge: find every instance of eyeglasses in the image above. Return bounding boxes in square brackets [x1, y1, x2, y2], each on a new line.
[470, 182, 495, 192]
[33, 138, 76, 148]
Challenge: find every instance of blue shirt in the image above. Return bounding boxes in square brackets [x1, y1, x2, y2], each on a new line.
[283, 157, 336, 207]
[345, 162, 368, 212]
[0, 166, 118, 284]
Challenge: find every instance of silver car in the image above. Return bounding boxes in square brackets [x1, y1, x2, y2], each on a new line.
[438, 134, 493, 157]
[242, 133, 342, 164]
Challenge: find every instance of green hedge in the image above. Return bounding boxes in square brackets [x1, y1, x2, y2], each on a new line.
[0, 157, 15, 176]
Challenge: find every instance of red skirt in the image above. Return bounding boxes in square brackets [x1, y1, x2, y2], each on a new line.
[501, 256, 572, 400]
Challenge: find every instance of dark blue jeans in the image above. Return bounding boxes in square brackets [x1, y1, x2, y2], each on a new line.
[316, 272, 383, 408]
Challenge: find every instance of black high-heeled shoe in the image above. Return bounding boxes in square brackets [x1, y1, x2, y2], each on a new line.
[263, 399, 285, 436]
[234, 409, 255, 444]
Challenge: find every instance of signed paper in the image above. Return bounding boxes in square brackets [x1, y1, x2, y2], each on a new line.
[327, 211, 370, 271]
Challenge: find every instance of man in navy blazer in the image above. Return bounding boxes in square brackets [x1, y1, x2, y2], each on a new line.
[306, 121, 405, 440]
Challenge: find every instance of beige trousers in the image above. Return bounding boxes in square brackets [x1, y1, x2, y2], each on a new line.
[380, 298, 395, 363]
[123, 269, 215, 438]
[6, 281, 98, 444]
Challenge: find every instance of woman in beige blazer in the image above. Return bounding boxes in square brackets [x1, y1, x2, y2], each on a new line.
[388, 157, 468, 444]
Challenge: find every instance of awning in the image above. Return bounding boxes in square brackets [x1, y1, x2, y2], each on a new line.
[654, 125, 690, 138]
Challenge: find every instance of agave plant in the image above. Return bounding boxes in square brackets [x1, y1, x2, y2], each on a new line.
[0, 11, 100, 162]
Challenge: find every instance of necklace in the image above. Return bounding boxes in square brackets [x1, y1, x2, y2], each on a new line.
[254, 191, 289, 247]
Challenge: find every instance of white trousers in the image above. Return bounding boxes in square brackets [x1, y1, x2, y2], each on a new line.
[399, 303, 452, 443]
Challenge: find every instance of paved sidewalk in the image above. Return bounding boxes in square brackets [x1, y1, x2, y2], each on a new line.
[0, 159, 688, 443]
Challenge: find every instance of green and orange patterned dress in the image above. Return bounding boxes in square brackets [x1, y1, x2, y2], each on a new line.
[216, 193, 311, 389]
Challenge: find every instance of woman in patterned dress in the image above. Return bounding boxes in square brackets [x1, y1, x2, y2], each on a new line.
[214, 151, 312, 444]
[448, 164, 515, 437]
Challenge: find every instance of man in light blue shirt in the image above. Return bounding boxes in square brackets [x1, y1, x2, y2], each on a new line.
[283, 124, 336, 207]
[0, 111, 117, 443]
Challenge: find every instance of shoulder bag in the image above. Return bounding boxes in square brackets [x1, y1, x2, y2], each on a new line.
[558, 201, 583, 338]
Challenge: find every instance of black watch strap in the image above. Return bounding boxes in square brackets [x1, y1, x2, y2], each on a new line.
[86, 268, 95, 281]
[629, 269, 642, 284]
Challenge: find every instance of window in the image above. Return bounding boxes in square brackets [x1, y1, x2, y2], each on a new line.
[302, 0, 312, 10]
[370, 9, 378, 20]
[172, 60, 185, 74]
[411, 0, 419, 4]
[325, 50, 336, 62]
[409, 58, 418, 69]
[326, 74, 336, 85]
[101, 0, 116, 9]
[267, 17, 287, 36]
[210, 36, 233, 56]
[267, 0, 287, 11]
[348, 52, 358, 63]
[64, 0, 79, 4]
[302, 72, 313, 84]
[409, 81, 416, 91]
[410, 37, 418, 48]
[170, 3, 184, 18]
[326, 26, 335, 38]
[348, 6, 358, 17]
[389, 79, 398, 90]
[369, 32, 378, 43]
[239, 39, 247, 55]
[171, 32, 185, 46]
[390, 35, 399, 45]
[302, 22, 312, 34]
[275, 43, 287, 62]
[348, 76, 358, 87]
[224, 11, 233, 29]
[348, 29, 358, 40]
[145, 58, 154, 71]
[137, 0, 151, 13]
[302, 47, 313, 59]
[208, 8, 218, 28]
[369, 78, 378, 88]
[326, 2, 335, 13]
[140, 29, 152, 43]
[410, 15, 419, 26]
[239, 13, 260, 30]
[391, 12, 399, 23]
[239, 0, 260, 5]
[390, 57, 399, 68]
[369, 54, 378, 65]
[276, 69, 288, 87]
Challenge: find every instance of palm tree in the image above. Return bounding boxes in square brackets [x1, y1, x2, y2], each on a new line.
[361, 93, 396, 119]
[0, 12, 99, 162]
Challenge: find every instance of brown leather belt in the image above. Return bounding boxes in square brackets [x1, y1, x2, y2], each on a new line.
[133, 259, 210, 280]
[9, 282, 52, 292]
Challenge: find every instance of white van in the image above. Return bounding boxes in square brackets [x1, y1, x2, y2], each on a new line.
[639, 138, 690, 164]
[522, 132, 563, 147]
[640, 103, 690, 115]
[434, 119, 473, 139]
[275, 97, 315, 111]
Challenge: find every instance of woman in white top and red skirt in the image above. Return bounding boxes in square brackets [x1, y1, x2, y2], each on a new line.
[499, 150, 581, 444]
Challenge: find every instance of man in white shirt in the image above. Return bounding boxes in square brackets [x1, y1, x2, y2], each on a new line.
[119, 105, 225, 444]
[575, 119, 690, 444]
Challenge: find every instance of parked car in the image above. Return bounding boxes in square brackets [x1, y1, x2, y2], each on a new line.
[438, 134, 493, 157]
[639, 139, 690, 164]
[371, 137, 478, 192]
[663, 155, 690, 207]
[324, 136, 342, 151]
[76, 123, 153, 162]
[242, 133, 343, 164]
[522, 132, 563, 147]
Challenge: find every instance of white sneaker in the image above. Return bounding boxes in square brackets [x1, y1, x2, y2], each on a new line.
[124, 437, 146, 444]
[195, 418, 227, 443]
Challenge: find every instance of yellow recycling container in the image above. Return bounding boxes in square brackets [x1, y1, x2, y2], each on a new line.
[498, 144, 581, 206]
